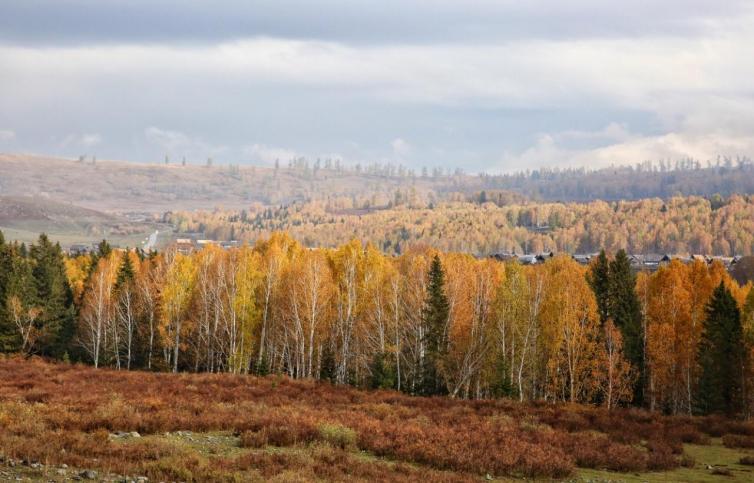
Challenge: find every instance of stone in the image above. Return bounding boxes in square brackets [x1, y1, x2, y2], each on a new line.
[80, 469, 98, 480]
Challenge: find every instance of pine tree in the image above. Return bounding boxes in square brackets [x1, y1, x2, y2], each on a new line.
[320, 344, 337, 383]
[1, 245, 38, 352]
[0, 231, 9, 346]
[609, 249, 644, 404]
[696, 282, 745, 415]
[29, 234, 76, 358]
[115, 250, 135, 292]
[420, 255, 449, 396]
[369, 352, 396, 390]
[588, 250, 610, 325]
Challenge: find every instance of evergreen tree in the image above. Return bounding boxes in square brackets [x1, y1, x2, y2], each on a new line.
[696, 282, 745, 416]
[320, 344, 337, 383]
[420, 255, 449, 396]
[588, 250, 610, 325]
[743, 288, 754, 346]
[491, 355, 515, 398]
[29, 234, 76, 358]
[115, 250, 135, 292]
[609, 249, 644, 404]
[369, 352, 396, 390]
[1, 245, 38, 352]
[0, 231, 9, 344]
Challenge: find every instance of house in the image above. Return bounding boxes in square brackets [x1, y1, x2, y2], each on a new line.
[175, 238, 195, 255]
[517, 254, 539, 265]
[68, 244, 91, 256]
[489, 252, 517, 262]
[572, 254, 592, 265]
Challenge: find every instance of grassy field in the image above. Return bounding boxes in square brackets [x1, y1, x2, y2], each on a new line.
[0, 225, 172, 251]
[2, 357, 754, 482]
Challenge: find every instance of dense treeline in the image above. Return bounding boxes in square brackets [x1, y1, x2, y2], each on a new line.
[479, 158, 754, 201]
[2, 230, 753, 416]
[168, 194, 754, 256]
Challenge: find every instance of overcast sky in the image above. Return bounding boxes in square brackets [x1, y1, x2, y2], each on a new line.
[1, 1, 753, 172]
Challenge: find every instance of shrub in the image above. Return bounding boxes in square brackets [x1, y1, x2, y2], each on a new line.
[711, 467, 732, 476]
[679, 453, 695, 468]
[317, 423, 357, 449]
[722, 434, 754, 448]
[239, 430, 267, 448]
[646, 440, 679, 471]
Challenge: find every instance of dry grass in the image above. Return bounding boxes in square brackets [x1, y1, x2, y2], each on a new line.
[0, 356, 741, 481]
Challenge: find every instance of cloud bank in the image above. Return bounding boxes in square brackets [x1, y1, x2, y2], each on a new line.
[0, 1, 752, 172]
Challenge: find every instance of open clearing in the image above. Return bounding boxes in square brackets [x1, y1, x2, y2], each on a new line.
[2, 358, 754, 482]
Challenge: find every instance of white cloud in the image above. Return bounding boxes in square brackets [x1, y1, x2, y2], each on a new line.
[59, 132, 102, 149]
[0, 3, 753, 170]
[499, 125, 754, 172]
[145, 126, 227, 160]
[391, 138, 411, 158]
[0, 130, 16, 142]
[242, 143, 298, 165]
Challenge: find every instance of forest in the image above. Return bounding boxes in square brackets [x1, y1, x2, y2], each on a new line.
[167, 194, 754, 256]
[2, 229, 753, 418]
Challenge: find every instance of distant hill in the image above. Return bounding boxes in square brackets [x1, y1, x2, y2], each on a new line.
[2, 153, 754, 251]
[0, 195, 157, 247]
[478, 159, 754, 202]
[0, 153, 451, 213]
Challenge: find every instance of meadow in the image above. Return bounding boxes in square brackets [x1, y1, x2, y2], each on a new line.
[2, 358, 754, 481]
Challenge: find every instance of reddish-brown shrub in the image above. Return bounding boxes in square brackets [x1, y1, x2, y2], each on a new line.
[722, 434, 754, 448]
[239, 430, 267, 448]
[0, 358, 741, 481]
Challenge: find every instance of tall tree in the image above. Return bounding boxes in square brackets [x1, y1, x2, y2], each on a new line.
[0, 231, 12, 350]
[696, 282, 746, 416]
[608, 249, 644, 404]
[1, 247, 39, 353]
[29, 234, 75, 358]
[588, 250, 610, 325]
[420, 255, 449, 395]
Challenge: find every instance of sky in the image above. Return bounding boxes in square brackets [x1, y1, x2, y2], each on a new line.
[1, 0, 753, 173]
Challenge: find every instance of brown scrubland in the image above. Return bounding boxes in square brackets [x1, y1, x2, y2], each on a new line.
[2, 357, 754, 481]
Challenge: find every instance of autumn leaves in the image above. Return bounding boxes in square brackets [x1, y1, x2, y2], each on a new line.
[10, 230, 746, 414]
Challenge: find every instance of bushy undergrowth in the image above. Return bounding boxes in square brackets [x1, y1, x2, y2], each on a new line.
[0, 357, 734, 481]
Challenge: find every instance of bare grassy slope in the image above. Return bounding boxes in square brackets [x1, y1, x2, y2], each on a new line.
[2, 358, 754, 481]
[0, 154, 446, 213]
[0, 195, 157, 247]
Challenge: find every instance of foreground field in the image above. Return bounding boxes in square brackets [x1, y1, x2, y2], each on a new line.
[2, 358, 754, 482]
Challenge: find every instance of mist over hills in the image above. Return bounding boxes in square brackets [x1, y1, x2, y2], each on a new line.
[2, 153, 753, 211]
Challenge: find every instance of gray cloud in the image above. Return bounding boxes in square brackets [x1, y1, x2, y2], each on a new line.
[1, 1, 753, 172]
[0, 0, 750, 46]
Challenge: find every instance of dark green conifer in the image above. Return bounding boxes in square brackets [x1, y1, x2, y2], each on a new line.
[609, 249, 644, 404]
[588, 250, 610, 325]
[697, 282, 745, 416]
[29, 234, 76, 358]
[420, 255, 449, 396]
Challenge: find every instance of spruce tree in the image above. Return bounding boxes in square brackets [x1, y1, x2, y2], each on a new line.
[0, 231, 9, 345]
[697, 282, 745, 416]
[29, 234, 76, 358]
[115, 250, 135, 292]
[609, 249, 644, 404]
[1, 245, 38, 352]
[369, 352, 396, 390]
[588, 250, 610, 325]
[420, 255, 449, 396]
[320, 344, 337, 383]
